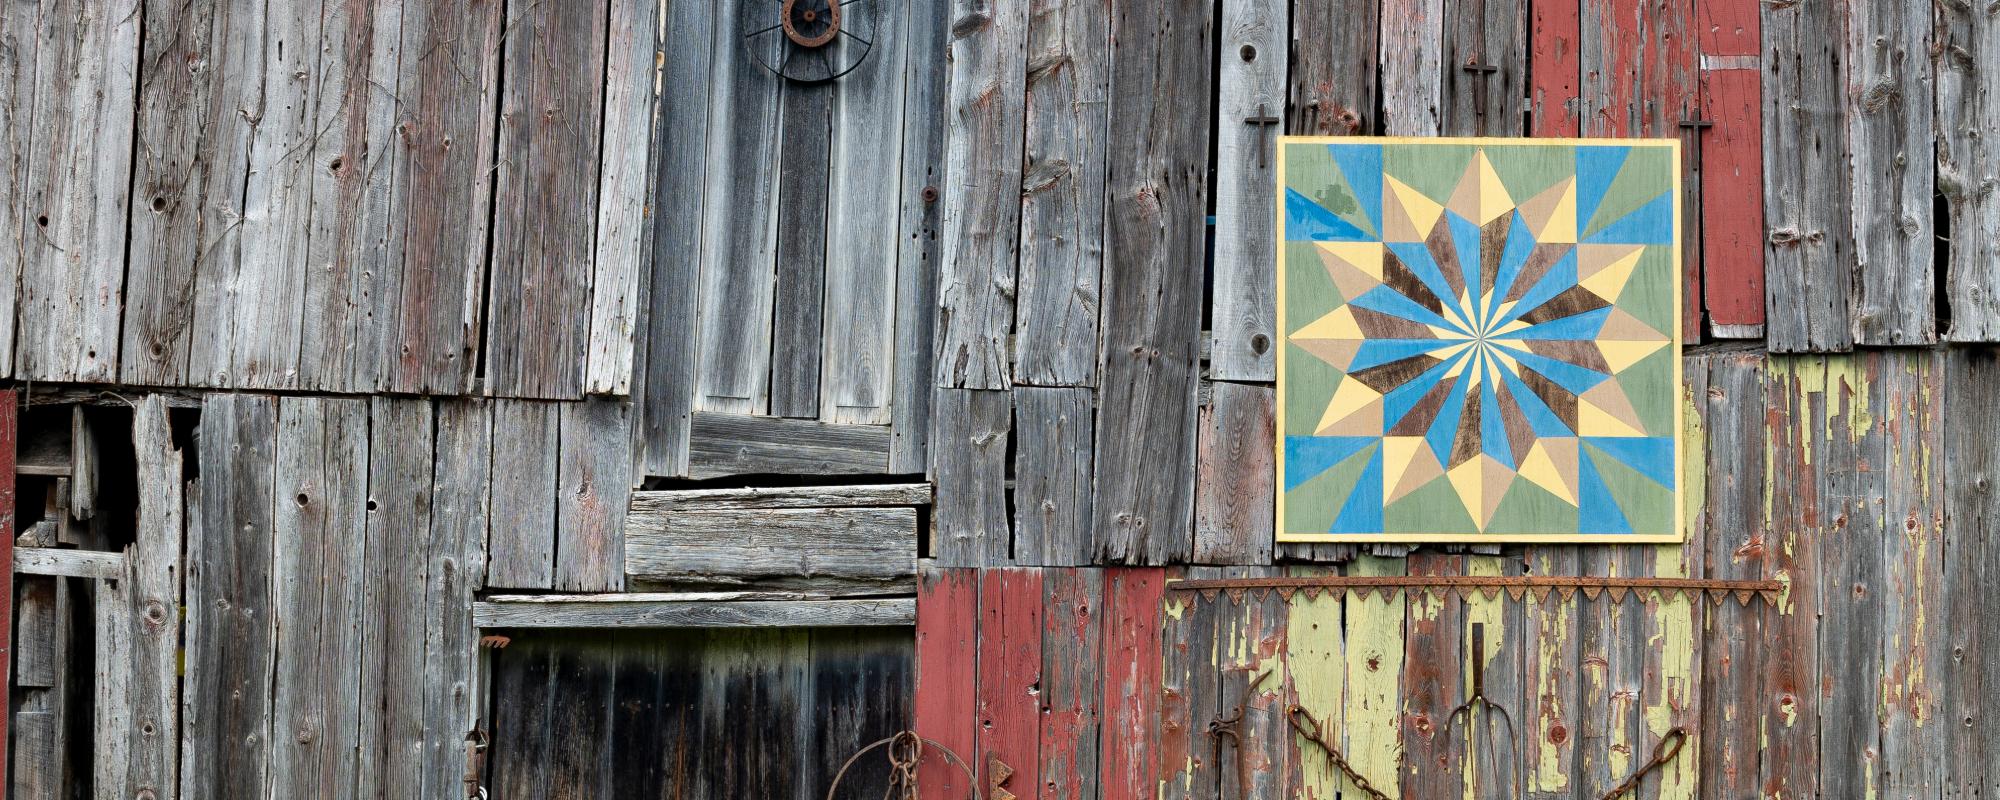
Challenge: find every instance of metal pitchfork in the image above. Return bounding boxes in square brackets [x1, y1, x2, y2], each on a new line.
[1436, 622, 1522, 798]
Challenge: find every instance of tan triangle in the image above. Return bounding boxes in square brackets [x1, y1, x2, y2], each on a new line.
[1388, 441, 1447, 504]
[1580, 381, 1648, 437]
[1480, 455, 1513, 529]
[1295, 338, 1362, 371]
[1384, 175, 1445, 242]
[1518, 440, 1578, 504]
[1543, 438, 1581, 502]
[1598, 307, 1670, 342]
[1476, 150, 1515, 224]
[1516, 176, 1576, 244]
[1579, 246, 1646, 301]
[1316, 378, 1385, 435]
[1579, 243, 1646, 279]
[1446, 155, 1485, 223]
[1319, 396, 1384, 436]
[1293, 305, 1365, 340]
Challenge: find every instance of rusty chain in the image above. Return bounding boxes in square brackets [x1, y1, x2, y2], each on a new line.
[823, 730, 978, 800]
[1597, 727, 1688, 800]
[1285, 704, 1393, 800]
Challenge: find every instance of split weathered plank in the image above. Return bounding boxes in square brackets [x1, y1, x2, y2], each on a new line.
[12, 575, 68, 799]
[1698, 0, 1758, 55]
[1288, 0, 1378, 135]
[1013, 386, 1095, 565]
[0, 392, 11, 762]
[270, 397, 370, 799]
[1574, 544, 1630, 795]
[1091, 0, 1212, 565]
[357, 398, 435, 798]
[1284, 565, 1344, 798]
[771, 80, 833, 418]
[1039, 568, 1104, 800]
[930, 388, 1012, 566]
[95, 571, 135, 797]
[487, 399, 559, 589]
[11, 547, 123, 578]
[8, 0, 139, 382]
[1215, 566, 1291, 800]
[821, 0, 910, 423]
[1194, 381, 1274, 565]
[1379, 0, 1444, 135]
[686, 411, 893, 477]
[1441, 0, 1525, 136]
[977, 569, 1046, 800]
[1341, 556, 1406, 794]
[936, 0, 1028, 390]
[1522, 546, 1580, 798]
[1099, 567, 1166, 800]
[11, 711, 59, 800]
[1158, 567, 1220, 800]
[1696, 350, 1766, 797]
[1936, 0, 2000, 342]
[1846, 0, 1934, 345]
[636, 0, 716, 476]
[1879, 350, 1946, 797]
[475, 597, 916, 628]
[1762, 0, 1852, 352]
[1699, 65, 1767, 339]
[630, 483, 931, 512]
[888, 0, 951, 472]
[804, 627, 918, 798]
[915, 568, 980, 799]
[1529, 0, 1581, 135]
[486, 0, 608, 398]
[389, 0, 504, 394]
[1761, 356, 1826, 798]
[1579, 0, 1697, 138]
[119, 0, 257, 384]
[184, 393, 278, 800]
[1208, 0, 1287, 382]
[1012, 0, 1107, 387]
[1645, 361, 1708, 799]
[556, 398, 632, 591]
[420, 399, 493, 798]
[585, 0, 661, 395]
[1399, 553, 1466, 796]
[693, 0, 785, 414]
[625, 507, 918, 590]
[122, 396, 183, 800]
[1943, 349, 2000, 796]
[70, 405, 95, 520]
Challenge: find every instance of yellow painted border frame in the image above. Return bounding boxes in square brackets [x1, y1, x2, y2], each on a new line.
[1273, 135, 1685, 544]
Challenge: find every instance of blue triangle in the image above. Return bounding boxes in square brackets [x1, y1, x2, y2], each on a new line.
[1575, 146, 1630, 237]
[1349, 286, 1471, 334]
[1447, 211, 1484, 301]
[1497, 345, 1613, 394]
[1350, 338, 1454, 372]
[1577, 449, 1633, 534]
[1486, 212, 1538, 320]
[1329, 143, 1385, 235]
[1584, 191, 1674, 244]
[1494, 306, 1614, 342]
[1329, 446, 1385, 533]
[1479, 361, 1513, 468]
[1496, 363, 1575, 437]
[1387, 242, 1478, 331]
[1285, 436, 1377, 491]
[1583, 437, 1676, 488]
[1498, 250, 1578, 329]
[1286, 188, 1372, 241]
[1425, 368, 1474, 465]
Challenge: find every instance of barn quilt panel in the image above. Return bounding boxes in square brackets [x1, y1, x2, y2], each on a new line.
[1276, 138, 1682, 542]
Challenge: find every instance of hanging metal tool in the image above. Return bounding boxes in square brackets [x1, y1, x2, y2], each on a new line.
[823, 730, 978, 800]
[1436, 622, 1521, 798]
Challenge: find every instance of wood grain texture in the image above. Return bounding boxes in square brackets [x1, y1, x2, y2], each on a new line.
[487, 399, 559, 589]
[556, 398, 632, 591]
[1442, 0, 1526, 136]
[94, 573, 135, 799]
[1761, 356, 1827, 798]
[1762, 0, 1852, 352]
[1098, 567, 1165, 800]
[1529, 0, 1582, 135]
[915, 568, 980, 800]
[1091, 0, 1212, 564]
[631, 483, 931, 512]
[1810, 354, 1886, 798]
[1944, 349, 2000, 796]
[7, 0, 139, 382]
[120, 396, 183, 800]
[1158, 567, 1221, 800]
[11, 546, 123, 578]
[357, 398, 435, 799]
[686, 411, 892, 477]
[1878, 350, 1946, 796]
[486, 0, 608, 398]
[1288, 0, 1378, 135]
[1695, 350, 1767, 798]
[936, 0, 1028, 389]
[978, 569, 1045, 800]
[585, 0, 660, 395]
[421, 398, 493, 798]
[930, 388, 1013, 566]
[624, 507, 918, 589]
[1012, 386, 1094, 565]
[184, 393, 278, 800]
[1380, 0, 1445, 135]
[1013, 0, 1107, 387]
[1209, 0, 1287, 382]
[888, 0, 951, 472]
[1700, 66, 1766, 338]
[1937, 0, 2000, 342]
[475, 597, 916, 628]
[1194, 381, 1274, 565]
[1846, 0, 1934, 345]
[1038, 568, 1105, 800]
[772, 81, 832, 418]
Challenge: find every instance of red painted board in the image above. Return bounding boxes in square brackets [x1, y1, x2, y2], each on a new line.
[1701, 67, 1766, 334]
[1697, 0, 1759, 56]
[976, 569, 1044, 800]
[1530, 0, 1582, 136]
[916, 568, 980, 799]
[1038, 569, 1103, 800]
[0, 389, 14, 772]
[1098, 568, 1166, 800]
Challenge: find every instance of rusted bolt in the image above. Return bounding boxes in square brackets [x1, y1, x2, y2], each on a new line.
[1549, 724, 1568, 744]
[922, 185, 939, 203]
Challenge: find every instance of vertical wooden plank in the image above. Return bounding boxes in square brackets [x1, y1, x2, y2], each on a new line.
[119, 395, 183, 800]
[1214, 567, 1290, 800]
[1039, 568, 1104, 800]
[489, 643, 553, 800]
[1099, 568, 1165, 800]
[1342, 556, 1405, 795]
[1944, 349, 2000, 796]
[1579, 0, 1697, 138]
[1092, 0, 1212, 565]
[183, 393, 278, 800]
[931, 388, 1013, 566]
[1846, 0, 1935, 345]
[120, 0, 261, 385]
[1379, 0, 1445, 135]
[1460, 556, 1526, 797]
[1157, 569, 1218, 800]
[1880, 351, 1946, 797]
[1399, 554, 1465, 796]
[1938, 0, 2000, 343]
[1644, 358, 1709, 800]
[357, 398, 435, 798]
[11, 712, 59, 800]
[936, 0, 1028, 390]
[1529, 0, 1582, 136]
[1696, 351, 1766, 798]
[1014, 387, 1094, 566]
[823, 0, 913, 423]
[1699, 66, 1767, 339]
[1761, 356, 1825, 798]
[1208, 0, 1288, 381]
[1522, 547, 1581, 798]
[0, 390, 13, 764]
[586, 0, 661, 395]
[390, 0, 504, 394]
[1441, 0, 1526, 136]
[8, 0, 139, 382]
[422, 399, 494, 797]
[1194, 381, 1274, 566]
[486, 0, 608, 398]
[888, 0, 951, 472]
[1697, 0, 1758, 54]
[547, 647, 615, 798]
[556, 397, 632, 591]
[979, 569, 1046, 800]
[96, 573, 136, 796]
[1013, 0, 1107, 388]
[1284, 565, 1344, 799]
[1762, 0, 1852, 352]
[270, 397, 370, 799]
[916, 567, 980, 800]
[1811, 354, 1886, 798]
[1288, 0, 1378, 135]
[488, 399, 558, 589]
[771, 81, 832, 419]
[637, 0, 714, 475]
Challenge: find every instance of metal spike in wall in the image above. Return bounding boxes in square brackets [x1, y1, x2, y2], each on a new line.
[1167, 575, 1784, 607]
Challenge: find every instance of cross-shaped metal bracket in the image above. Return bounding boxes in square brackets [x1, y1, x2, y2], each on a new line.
[1244, 102, 1282, 169]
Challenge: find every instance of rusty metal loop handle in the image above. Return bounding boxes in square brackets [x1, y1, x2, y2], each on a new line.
[1597, 726, 1690, 800]
[824, 730, 978, 800]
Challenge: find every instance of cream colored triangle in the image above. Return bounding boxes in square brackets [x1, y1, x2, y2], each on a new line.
[1319, 242, 1385, 279]
[1294, 338, 1361, 371]
[1293, 305, 1365, 341]
[1518, 441, 1578, 504]
[1597, 307, 1669, 341]
[1517, 176, 1576, 244]
[1476, 151, 1515, 224]
[1384, 176, 1444, 242]
[1447, 456, 1486, 529]
[1384, 436, 1444, 504]
[1438, 342, 1476, 374]
[1579, 245, 1645, 301]
[1321, 249, 1384, 301]
[1596, 339, 1670, 373]
[1579, 381, 1647, 437]
[1315, 379, 1385, 435]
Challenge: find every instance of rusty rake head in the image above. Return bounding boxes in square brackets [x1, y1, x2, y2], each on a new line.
[1436, 623, 1523, 797]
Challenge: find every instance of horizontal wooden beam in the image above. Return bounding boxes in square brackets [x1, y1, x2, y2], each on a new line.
[13, 547, 123, 580]
[686, 412, 893, 478]
[629, 482, 932, 513]
[473, 595, 914, 628]
[626, 506, 918, 589]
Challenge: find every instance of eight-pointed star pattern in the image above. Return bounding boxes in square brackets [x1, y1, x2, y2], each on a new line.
[1278, 140, 1680, 541]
